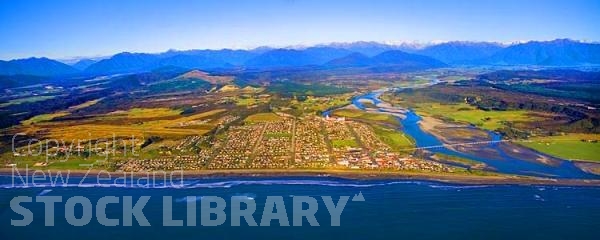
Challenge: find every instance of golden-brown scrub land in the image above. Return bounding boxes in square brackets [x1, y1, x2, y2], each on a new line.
[15, 108, 226, 140]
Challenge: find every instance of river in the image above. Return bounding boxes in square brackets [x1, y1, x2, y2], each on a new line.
[327, 90, 598, 179]
[1, 89, 599, 238]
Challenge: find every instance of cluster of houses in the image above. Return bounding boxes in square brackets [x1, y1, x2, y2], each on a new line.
[251, 119, 294, 168]
[118, 155, 206, 172]
[106, 115, 455, 173]
[209, 124, 263, 169]
[293, 116, 331, 168]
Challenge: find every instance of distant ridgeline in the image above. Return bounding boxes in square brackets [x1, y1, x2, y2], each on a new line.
[1, 39, 599, 78]
[1, 39, 600, 131]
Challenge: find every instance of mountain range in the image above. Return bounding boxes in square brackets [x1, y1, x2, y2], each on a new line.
[326, 51, 446, 69]
[485, 39, 600, 66]
[0, 39, 598, 77]
[0, 57, 79, 76]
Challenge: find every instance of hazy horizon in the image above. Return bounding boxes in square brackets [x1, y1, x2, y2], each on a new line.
[1, 0, 599, 60]
[3, 38, 599, 63]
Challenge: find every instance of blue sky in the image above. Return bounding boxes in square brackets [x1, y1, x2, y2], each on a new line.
[0, 0, 598, 60]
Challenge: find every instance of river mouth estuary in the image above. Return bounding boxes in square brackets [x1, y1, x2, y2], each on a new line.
[3, 87, 599, 239]
[346, 90, 599, 180]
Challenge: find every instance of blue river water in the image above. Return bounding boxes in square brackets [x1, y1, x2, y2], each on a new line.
[0, 175, 599, 239]
[1, 91, 598, 238]
[347, 92, 598, 179]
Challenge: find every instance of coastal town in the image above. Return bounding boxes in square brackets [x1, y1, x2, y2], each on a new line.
[116, 114, 452, 173]
[3, 1, 600, 238]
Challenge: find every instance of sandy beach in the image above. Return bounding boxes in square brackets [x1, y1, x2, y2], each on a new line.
[2, 168, 600, 187]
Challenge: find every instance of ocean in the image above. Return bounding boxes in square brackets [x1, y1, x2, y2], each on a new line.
[1, 175, 599, 239]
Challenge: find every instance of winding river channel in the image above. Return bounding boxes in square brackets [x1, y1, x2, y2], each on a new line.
[326, 90, 598, 179]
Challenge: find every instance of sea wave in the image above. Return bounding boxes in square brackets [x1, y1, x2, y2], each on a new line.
[427, 184, 492, 190]
[231, 193, 257, 200]
[534, 194, 546, 202]
[0, 179, 489, 190]
[37, 189, 52, 196]
[175, 196, 204, 203]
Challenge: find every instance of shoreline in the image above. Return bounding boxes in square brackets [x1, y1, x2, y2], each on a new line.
[2, 168, 600, 187]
